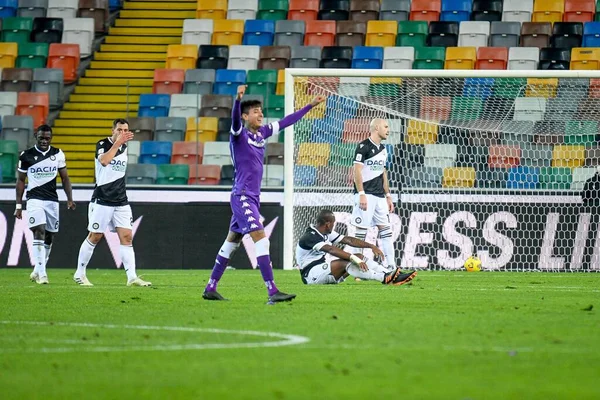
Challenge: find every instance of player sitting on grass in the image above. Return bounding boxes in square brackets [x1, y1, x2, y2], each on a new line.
[296, 209, 417, 285]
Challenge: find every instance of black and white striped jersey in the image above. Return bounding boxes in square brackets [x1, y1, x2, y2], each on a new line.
[295, 225, 344, 269]
[18, 146, 66, 202]
[353, 138, 387, 198]
[92, 138, 128, 207]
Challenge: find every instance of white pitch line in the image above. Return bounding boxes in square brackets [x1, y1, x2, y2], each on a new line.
[0, 321, 310, 354]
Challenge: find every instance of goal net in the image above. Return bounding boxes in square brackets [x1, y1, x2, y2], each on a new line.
[283, 69, 600, 272]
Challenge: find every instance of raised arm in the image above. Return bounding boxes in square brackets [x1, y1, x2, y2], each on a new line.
[277, 96, 326, 131]
[99, 133, 131, 167]
[231, 85, 244, 135]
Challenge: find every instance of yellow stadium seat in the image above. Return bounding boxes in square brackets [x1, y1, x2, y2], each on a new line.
[0, 43, 18, 68]
[532, 0, 564, 23]
[295, 91, 325, 119]
[185, 117, 218, 142]
[365, 21, 397, 47]
[525, 78, 558, 98]
[570, 48, 600, 70]
[552, 145, 585, 168]
[443, 167, 476, 188]
[212, 20, 244, 46]
[166, 44, 198, 70]
[197, 0, 228, 19]
[370, 77, 403, 85]
[276, 69, 285, 95]
[444, 47, 476, 70]
[406, 120, 438, 144]
[297, 143, 331, 167]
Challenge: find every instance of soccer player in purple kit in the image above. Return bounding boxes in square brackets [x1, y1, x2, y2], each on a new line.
[203, 85, 326, 303]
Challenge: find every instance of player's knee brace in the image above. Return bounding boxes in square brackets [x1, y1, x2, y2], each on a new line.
[255, 237, 270, 257]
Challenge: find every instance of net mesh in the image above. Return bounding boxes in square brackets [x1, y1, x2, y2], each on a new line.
[289, 74, 600, 272]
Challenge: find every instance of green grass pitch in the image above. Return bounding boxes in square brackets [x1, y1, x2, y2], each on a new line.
[0, 269, 598, 399]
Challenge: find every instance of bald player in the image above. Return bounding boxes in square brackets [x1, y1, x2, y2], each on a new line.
[350, 118, 397, 272]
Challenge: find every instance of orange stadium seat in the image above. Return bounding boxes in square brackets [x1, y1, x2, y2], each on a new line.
[172, 141, 204, 165]
[488, 145, 521, 169]
[189, 164, 221, 185]
[410, 0, 441, 22]
[16, 92, 49, 127]
[0, 43, 18, 68]
[304, 20, 336, 46]
[444, 47, 476, 69]
[166, 45, 198, 70]
[341, 118, 370, 143]
[212, 19, 244, 46]
[197, 0, 228, 20]
[288, 0, 319, 22]
[366, 21, 397, 47]
[570, 47, 600, 69]
[476, 47, 508, 69]
[46, 43, 79, 84]
[420, 96, 451, 121]
[153, 69, 185, 95]
[564, 0, 595, 22]
[532, 0, 564, 23]
[185, 117, 219, 142]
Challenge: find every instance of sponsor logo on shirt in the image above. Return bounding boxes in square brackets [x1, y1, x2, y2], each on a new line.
[110, 159, 127, 172]
[29, 165, 57, 179]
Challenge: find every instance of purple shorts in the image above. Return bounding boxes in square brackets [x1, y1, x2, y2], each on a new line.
[229, 193, 264, 234]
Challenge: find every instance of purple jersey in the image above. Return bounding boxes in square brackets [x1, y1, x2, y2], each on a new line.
[230, 99, 313, 196]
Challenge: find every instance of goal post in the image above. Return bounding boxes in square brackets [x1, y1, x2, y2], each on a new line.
[283, 69, 600, 272]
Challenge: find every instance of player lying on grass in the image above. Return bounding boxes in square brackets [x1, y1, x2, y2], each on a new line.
[296, 209, 417, 285]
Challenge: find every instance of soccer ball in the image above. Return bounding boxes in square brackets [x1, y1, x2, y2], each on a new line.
[464, 256, 482, 272]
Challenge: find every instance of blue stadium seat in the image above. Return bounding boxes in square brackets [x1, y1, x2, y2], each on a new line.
[138, 94, 170, 118]
[324, 95, 358, 119]
[441, 0, 472, 22]
[507, 166, 540, 189]
[463, 78, 494, 100]
[109, 0, 122, 11]
[294, 165, 317, 186]
[385, 144, 394, 168]
[213, 69, 246, 96]
[243, 20, 275, 46]
[351, 46, 384, 69]
[583, 22, 600, 47]
[139, 141, 173, 165]
[0, 0, 17, 17]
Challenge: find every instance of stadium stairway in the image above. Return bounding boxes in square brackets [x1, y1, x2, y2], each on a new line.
[52, 0, 196, 183]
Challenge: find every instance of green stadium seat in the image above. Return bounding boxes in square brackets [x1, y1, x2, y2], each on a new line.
[539, 167, 573, 189]
[493, 77, 527, 98]
[257, 0, 289, 20]
[329, 143, 356, 166]
[1, 17, 33, 45]
[265, 93, 284, 118]
[246, 69, 277, 97]
[564, 120, 598, 146]
[0, 140, 19, 182]
[451, 97, 483, 120]
[368, 78, 402, 96]
[290, 118, 313, 143]
[414, 46, 445, 69]
[156, 164, 190, 185]
[15, 42, 48, 68]
[396, 21, 428, 47]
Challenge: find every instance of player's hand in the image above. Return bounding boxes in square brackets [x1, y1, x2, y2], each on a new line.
[236, 85, 247, 100]
[310, 95, 326, 107]
[358, 261, 369, 272]
[372, 247, 385, 262]
[14, 209, 22, 219]
[359, 194, 367, 211]
[387, 197, 394, 213]
[116, 131, 134, 145]
[67, 201, 76, 210]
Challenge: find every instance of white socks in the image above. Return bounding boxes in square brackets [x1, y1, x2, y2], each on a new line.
[76, 239, 96, 276]
[346, 258, 387, 282]
[378, 226, 395, 268]
[120, 245, 137, 281]
[353, 228, 368, 254]
[32, 240, 46, 277]
[44, 243, 52, 264]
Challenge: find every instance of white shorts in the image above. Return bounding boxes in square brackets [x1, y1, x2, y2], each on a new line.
[88, 202, 133, 233]
[301, 261, 338, 285]
[351, 193, 390, 228]
[27, 199, 59, 232]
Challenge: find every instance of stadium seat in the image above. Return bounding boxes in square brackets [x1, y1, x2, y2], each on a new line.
[126, 163, 157, 184]
[203, 141, 231, 166]
[506, 166, 539, 189]
[62, 17, 94, 58]
[520, 143, 553, 167]
[213, 69, 245, 96]
[571, 47, 600, 69]
[521, 22, 552, 48]
[258, 45, 290, 69]
[445, 46, 476, 69]
[551, 22, 583, 49]
[46, 43, 79, 83]
[265, 142, 284, 165]
[442, 167, 475, 187]
[305, 20, 336, 46]
[420, 95, 451, 120]
[0, 0, 18, 17]
[584, 146, 600, 166]
[490, 22, 521, 48]
[128, 140, 140, 164]
[274, 20, 305, 47]
[552, 145, 586, 168]
[288, 0, 319, 22]
[183, 69, 214, 95]
[514, 97, 547, 121]
[290, 45, 321, 68]
[247, 69, 277, 96]
[564, 0, 595, 22]
[380, 0, 410, 21]
[458, 21, 489, 47]
[155, 117, 186, 142]
[406, 120, 438, 144]
[427, 21, 459, 47]
[527, 77, 558, 99]
[15, 91, 47, 126]
[138, 141, 172, 165]
[317, 0, 348, 21]
[243, 19, 275, 46]
[212, 19, 244, 46]
[503, 0, 534, 23]
[476, 47, 508, 69]
[297, 143, 331, 167]
[217, 117, 231, 136]
[539, 47, 571, 69]
[349, 0, 379, 22]
[185, 116, 218, 142]
[471, 0, 503, 21]
[182, 19, 213, 46]
[383, 46, 414, 69]
[138, 94, 170, 118]
[565, 120, 598, 146]
[32, 67, 62, 109]
[189, 164, 221, 185]
[1, 67, 32, 91]
[225, 45, 258, 71]
[199, 94, 232, 118]
[410, 0, 441, 22]
[441, 0, 471, 22]
[320, 46, 352, 68]
[78, 0, 108, 33]
[351, 46, 383, 69]
[47, 0, 77, 18]
[488, 145, 521, 169]
[128, 117, 155, 142]
[196, 0, 228, 19]
[407, 166, 443, 188]
[153, 69, 185, 95]
[336, 20, 366, 47]
[257, 0, 289, 20]
[276, 69, 284, 94]
[1, 16, 33, 44]
[1, 115, 32, 150]
[219, 164, 234, 185]
[424, 143, 457, 169]
[171, 141, 204, 165]
[166, 44, 197, 70]
[31, 17, 63, 43]
[571, 166, 597, 190]
[264, 93, 283, 118]
[0, 42, 18, 68]
[197, 45, 228, 70]
[532, 0, 564, 23]
[0, 139, 19, 182]
[17, 0, 47, 18]
[366, 21, 397, 47]
[228, 0, 258, 20]
[583, 22, 600, 46]
[396, 21, 428, 47]
[169, 94, 202, 119]
[156, 164, 189, 185]
[262, 164, 284, 186]
[508, 47, 540, 70]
